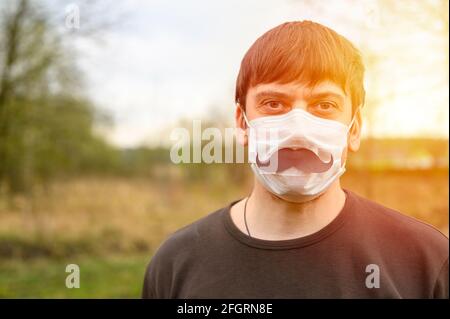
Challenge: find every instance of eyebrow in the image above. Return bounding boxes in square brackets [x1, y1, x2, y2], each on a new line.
[253, 89, 346, 105]
[254, 90, 293, 101]
[307, 92, 345, 105]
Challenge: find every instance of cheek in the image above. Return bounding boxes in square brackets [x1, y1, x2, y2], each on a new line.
[340, 148, 348, 167]
[245, 107, 259, 119]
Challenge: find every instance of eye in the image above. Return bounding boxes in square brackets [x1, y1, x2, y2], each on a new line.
[263, 100, 284, 110]
[312, 101, 337, 112]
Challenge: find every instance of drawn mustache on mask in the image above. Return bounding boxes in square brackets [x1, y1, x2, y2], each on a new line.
[256, 148, 333, 173]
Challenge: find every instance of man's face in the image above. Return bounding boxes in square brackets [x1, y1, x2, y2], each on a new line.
[236, 80, 362, 160]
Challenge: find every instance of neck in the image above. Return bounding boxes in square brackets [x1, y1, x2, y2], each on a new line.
[234, 179, 347, 240]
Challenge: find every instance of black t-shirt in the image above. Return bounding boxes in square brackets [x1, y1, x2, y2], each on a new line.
[142, 189, 449, 298]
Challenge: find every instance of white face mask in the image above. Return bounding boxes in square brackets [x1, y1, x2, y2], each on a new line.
[242, 107, 359, 203]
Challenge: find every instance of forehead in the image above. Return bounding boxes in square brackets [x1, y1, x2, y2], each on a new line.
[248, 80, 348, 100]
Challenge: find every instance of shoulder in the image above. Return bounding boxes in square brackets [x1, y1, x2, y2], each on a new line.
[142, 204, 230, 298]
[144, 203, 229, 273]
[155, 205, 227, 258]
[347, 189, 448, 258]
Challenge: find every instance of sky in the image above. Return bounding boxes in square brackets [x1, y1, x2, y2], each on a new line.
[59, 0, 449, 147]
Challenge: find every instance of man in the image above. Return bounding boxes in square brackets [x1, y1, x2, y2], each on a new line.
[142, 21, 448, 298]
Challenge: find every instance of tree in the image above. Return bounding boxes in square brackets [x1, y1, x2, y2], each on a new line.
[0, 0, 117, 192]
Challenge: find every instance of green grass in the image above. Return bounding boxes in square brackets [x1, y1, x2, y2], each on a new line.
[0, 254, 151, 298]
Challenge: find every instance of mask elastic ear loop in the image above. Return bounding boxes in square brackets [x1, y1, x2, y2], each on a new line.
[238, 103, 251, 129]
[347, 106, 360, 133]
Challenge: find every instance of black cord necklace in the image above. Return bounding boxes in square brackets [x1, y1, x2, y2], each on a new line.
[243, 196, 251, 237]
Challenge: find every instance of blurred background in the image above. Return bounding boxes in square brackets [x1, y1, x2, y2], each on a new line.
[0, 0, 448, 298]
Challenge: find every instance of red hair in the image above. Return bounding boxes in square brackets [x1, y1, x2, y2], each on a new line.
[235, 21, 365, 114]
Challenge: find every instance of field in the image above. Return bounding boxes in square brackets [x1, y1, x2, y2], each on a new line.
[0, 167, 448, 298]
[0, 254, 148, 298]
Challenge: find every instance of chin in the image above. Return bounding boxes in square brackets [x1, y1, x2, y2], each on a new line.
[275, 191, 323, 204]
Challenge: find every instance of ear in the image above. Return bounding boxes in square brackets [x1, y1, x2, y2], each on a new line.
[348, 106, 362, 152]
[235, 103, 248, 146]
